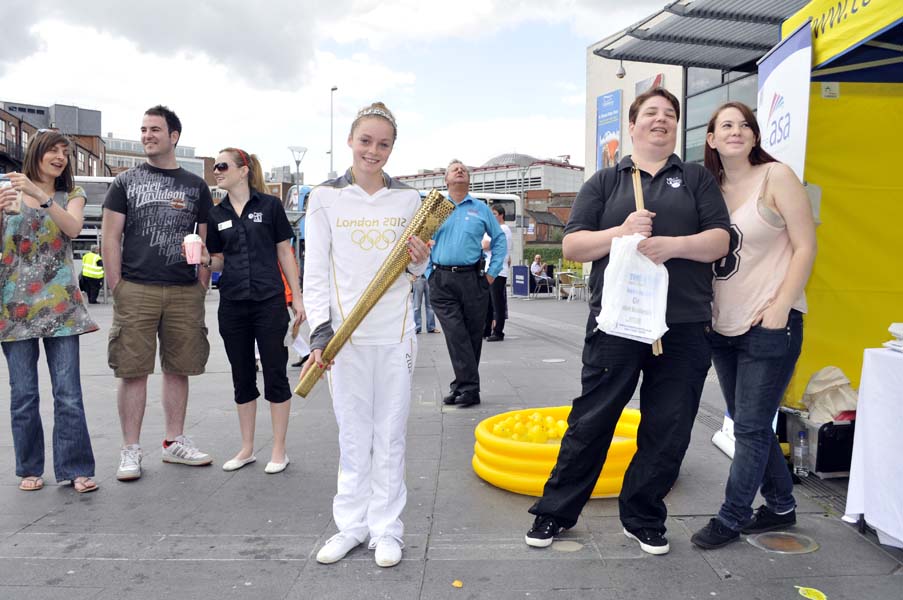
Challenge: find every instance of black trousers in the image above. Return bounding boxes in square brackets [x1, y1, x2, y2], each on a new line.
[80, 276, 103, 304]
[218, 294, 291, 404]
[483, 275, 507, 338]
[529, 318, 712, 533]
[429, 269, 489, 395]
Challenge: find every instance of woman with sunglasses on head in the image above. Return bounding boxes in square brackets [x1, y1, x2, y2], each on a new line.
[198, 148, 303, 475]
[302, 102, 431, 568]
[690, 101, 816, 550]
[0, 130, 99, 493]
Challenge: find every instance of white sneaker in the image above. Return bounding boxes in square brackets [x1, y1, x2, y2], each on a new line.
[162, 435, 212, 466]
[316, 532, 362, 564]
[117, 445, 142, 481]
[370, 536, 403, 568]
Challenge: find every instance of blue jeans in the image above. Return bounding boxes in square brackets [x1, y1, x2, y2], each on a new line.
[413, 276, 435, 333]
[711, 310, 803, 531]
[2, 336, 95, 481]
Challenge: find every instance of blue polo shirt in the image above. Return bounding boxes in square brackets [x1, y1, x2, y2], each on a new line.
[431, 193, 506, 277]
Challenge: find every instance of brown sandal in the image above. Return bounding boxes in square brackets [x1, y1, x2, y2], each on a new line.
[19, 476, 44, 491]
[72, 476, 98, 494]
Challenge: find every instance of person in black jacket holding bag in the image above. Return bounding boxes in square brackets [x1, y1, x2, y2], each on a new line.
[524, 88, 730, 555]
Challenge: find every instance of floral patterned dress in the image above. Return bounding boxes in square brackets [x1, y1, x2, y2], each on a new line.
[0, 186, 98, 341]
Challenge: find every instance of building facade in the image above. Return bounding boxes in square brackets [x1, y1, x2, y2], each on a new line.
[396, 153, 584, 195]
[104, 133, 208, 180]
[584, 2, 807, 171]
[1, 104, 109, 176]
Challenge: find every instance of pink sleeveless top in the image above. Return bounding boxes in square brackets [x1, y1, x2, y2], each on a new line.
[712, 166, 807, 336]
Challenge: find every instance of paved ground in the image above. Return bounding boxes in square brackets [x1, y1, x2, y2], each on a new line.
[1, 290, 901, 599]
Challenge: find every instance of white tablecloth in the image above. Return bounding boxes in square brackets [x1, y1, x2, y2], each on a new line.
[842, 348, 903, 548]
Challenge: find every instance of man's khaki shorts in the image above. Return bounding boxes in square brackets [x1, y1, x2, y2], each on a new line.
[108, 280, 210, 379]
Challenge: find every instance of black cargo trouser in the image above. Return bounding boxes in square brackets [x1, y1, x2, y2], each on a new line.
[529, 317, 712, 534]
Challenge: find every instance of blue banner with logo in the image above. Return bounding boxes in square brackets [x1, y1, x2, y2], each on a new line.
[511, 265, 530, 297]
[757, 21, 813, 181]
[596, 91, 622, 171]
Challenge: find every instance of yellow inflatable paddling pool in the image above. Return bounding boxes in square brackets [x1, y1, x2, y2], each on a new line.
[472, 406, 640, 498]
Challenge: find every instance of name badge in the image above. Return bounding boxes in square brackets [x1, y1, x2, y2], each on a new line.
[218, 220, 233, 231]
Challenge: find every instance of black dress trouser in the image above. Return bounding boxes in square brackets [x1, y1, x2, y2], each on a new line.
[483, 275, 507, 338]
[529, 317, 712, 534]
[429, 269, 490, 395]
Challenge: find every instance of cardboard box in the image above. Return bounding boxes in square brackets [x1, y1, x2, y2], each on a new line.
[784, 412, 855, 479]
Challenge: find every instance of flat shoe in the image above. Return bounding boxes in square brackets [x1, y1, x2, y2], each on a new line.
[222, 455, 257, 472]
[19, 476, 43, 491]
[73, 476, 98, 494]
[265, 455, 290, 474]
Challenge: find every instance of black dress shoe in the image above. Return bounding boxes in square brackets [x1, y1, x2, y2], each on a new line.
[442, 392, 460, 405]
[290, 354, 310, 368]
[456, 392, 481, 407]
[486, 335, 503, 342]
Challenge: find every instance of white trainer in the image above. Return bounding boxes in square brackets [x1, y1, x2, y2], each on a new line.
[117, 445, 142, 481]
[371, 536, 403, 568]
[316, 532, 362, 564]
[162, 435, 212, 466]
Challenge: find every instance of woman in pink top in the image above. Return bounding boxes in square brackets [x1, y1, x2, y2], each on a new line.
[691, 102, 816, 549]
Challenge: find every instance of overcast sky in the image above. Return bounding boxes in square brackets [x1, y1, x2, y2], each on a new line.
[2, 0, 662, 182]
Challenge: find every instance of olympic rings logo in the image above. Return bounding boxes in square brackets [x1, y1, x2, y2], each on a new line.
[351, 228, 397, 251]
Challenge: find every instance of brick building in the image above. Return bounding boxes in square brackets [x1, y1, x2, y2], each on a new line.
[0, 101, 110, 176]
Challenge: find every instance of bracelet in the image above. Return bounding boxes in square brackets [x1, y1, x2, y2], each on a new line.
[203, 256, 213, 269]
[39, 196, 53, 209]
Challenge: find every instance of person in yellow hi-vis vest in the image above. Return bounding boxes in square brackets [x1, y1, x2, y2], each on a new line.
[80, 244, 104, 304]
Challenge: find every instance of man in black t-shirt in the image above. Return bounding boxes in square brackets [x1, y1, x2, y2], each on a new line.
[102, 105, 214, 482]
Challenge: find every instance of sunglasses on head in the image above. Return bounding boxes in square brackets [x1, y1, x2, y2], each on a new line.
[213, 162, 231, 172]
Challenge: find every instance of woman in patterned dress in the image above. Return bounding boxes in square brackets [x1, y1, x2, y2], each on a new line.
[0, 130, 99, 493]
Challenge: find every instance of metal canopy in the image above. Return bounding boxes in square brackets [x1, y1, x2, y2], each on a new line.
[595, 0, 811, 71]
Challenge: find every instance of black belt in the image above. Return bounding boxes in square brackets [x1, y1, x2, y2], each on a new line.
[433, 263, 479, 272]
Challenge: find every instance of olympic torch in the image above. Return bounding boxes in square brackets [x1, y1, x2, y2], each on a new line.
[295, 189, 456, 398]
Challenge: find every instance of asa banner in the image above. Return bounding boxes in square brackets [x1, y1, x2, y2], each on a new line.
[757, 22, 813, 181]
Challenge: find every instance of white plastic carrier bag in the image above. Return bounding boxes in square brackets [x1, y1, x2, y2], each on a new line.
[595, 233, 669, 345]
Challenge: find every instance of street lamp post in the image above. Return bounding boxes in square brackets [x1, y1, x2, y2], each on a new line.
[287, 145, 307, 208]
[329, 86, 338, 179]
[288, 145, 308, 288]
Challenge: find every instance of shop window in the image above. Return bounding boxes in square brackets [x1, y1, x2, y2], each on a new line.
[686, 86, 729, 130]
[728, 74, 758, 109]
[685, 126, 708, 165]
[687, 67, 722, 95]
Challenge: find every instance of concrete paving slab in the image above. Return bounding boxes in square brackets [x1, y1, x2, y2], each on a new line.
[0, 290, 899, 598]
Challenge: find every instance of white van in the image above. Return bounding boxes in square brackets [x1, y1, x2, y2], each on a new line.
[73, 176, 114, 258]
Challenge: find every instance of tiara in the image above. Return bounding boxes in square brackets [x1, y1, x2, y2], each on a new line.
[357, 107, 396, 128]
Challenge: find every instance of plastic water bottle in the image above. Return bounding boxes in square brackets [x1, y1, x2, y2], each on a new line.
[793, 430, 810, 477]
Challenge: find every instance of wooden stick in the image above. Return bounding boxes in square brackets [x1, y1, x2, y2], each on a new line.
[632, 167, 663, 356]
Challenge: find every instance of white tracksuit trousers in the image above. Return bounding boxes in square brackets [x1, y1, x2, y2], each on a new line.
[328, 336, 416, 543]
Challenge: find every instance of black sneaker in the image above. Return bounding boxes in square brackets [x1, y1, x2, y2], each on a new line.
[525, 515, 562, 548]
[442, 392, 460, 405]
[691, 518, 740, 549]
[623, 527, 670, 555]
[455, 392, 481, 407]
[741, 505, 796, 534]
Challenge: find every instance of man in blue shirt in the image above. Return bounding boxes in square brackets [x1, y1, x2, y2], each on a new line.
[429, 160, 506, 407]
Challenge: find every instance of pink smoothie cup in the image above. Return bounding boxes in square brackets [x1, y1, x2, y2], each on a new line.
[184, 233, 203, 265]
